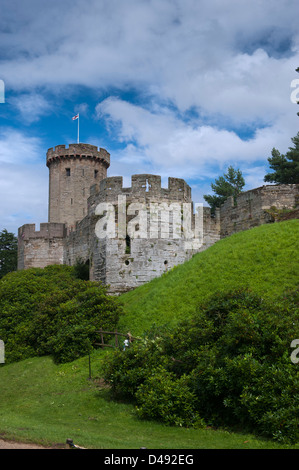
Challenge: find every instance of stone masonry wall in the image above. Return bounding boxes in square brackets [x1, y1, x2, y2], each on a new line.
[18, 223, 66, 270]
[220, 184, 299, 238]
[64, 174, 220, 293]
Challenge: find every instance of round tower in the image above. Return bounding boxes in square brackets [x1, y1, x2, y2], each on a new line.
[47, 143, 110, 230]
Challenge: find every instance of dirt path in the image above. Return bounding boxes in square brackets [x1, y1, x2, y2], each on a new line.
[0, 438, 65, 449]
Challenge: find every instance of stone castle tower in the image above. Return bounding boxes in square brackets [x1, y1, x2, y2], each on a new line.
[47, 144, 110, 230]
[17, 142, 299, 293]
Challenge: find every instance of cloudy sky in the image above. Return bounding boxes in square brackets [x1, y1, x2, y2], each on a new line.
[0, 0, 299, 234]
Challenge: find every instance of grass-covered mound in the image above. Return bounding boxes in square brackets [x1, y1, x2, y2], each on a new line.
[118, 220, 299, 335]
[0, 265, 122, 364]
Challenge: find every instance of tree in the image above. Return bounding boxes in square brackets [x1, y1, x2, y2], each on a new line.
[0, 229, 18, 279]
[264, 132, 299, 184]
[204, 166, 245, 214]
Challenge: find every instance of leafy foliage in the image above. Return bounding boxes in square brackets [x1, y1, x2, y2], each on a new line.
[103, 289, 299, 443]
[73, 257, 90, 280]
[135, 366, 204, 428]
[0, 265, 122, 364]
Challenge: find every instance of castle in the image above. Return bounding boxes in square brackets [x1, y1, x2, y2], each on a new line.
[17, 143, 299, 293]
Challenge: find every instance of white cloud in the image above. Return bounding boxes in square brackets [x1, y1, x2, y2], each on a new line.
[0, 129, 47, 233]
[1, 0, 299, 231]
[10, 93, 52, 123]
[0, 128, 42, 164]
[96, 97, 298, 187]
[0, 162, 48, 234]
[1, 0, 298, 124]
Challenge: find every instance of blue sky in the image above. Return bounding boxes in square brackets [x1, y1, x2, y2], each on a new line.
[0, 0, 299, 234]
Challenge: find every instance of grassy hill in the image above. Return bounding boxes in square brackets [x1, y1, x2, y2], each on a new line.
[0, 219, 298, 449]
[118, 219, 299, 335]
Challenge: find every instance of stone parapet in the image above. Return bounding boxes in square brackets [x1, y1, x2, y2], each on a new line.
[46, 143, 110, 168]
[18, 223, 66, 240]
[88, 174, 192, 208]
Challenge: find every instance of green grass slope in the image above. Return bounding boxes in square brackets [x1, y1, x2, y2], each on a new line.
[118, 220, 299, 335]
[0, 353, 297, 449]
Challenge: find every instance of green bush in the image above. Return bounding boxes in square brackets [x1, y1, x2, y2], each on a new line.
[103, 329, 171, 398]
[135, 366, 204, 428]
[239, 359, 299, 443]
[103, 289, 299, 443]
[0, 265, 123, 364]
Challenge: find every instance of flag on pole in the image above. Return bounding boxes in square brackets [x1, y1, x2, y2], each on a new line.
[72, 113, 80, 143]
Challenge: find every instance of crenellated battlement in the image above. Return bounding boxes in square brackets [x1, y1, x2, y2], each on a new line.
[89, 174, 192, 204]
[46, 143, 110, 168]
[18, 223, 66, 240]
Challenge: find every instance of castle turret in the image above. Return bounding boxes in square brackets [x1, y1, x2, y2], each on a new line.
[47, 143, 110, 230]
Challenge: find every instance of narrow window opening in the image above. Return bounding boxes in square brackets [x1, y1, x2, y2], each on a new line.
[94, 169, 98, 178]
[125, 234, 131, 254]
[66, 168, 71, 176]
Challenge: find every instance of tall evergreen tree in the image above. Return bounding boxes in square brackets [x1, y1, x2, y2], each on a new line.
[204, 166, 245, 214]
[264, 132, 299, 184]
[0, 229, 18, 279]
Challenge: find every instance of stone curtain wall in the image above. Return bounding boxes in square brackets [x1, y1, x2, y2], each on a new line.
[220, 184, 299, 238]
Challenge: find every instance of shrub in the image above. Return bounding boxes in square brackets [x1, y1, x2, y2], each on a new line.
[103, 288, 299, 443]
[103, 329, 171, 398]
[0, 265, 123, 364]
[135, 366, 204, 428]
